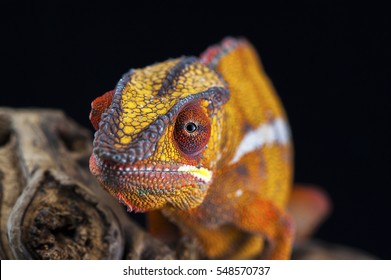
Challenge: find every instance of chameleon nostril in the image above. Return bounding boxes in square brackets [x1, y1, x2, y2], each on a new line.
[112, 154, 122, 162]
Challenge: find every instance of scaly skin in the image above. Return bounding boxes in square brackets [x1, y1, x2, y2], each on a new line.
[89, 38, 294, 259]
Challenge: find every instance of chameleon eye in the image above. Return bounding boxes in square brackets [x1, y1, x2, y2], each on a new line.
[174, 103, 211, 156]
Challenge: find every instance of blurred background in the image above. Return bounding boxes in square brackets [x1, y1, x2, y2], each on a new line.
[1, 1, 390, 259]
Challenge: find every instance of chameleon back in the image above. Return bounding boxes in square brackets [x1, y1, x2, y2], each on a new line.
[206, 38, 292, 209]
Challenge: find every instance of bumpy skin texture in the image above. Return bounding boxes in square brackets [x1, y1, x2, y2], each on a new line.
[90, 38, 294, 259]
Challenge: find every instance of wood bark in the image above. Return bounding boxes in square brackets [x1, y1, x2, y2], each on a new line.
[0, 108, 176, 260]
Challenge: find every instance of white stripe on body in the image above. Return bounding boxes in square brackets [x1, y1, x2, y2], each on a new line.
[230, 118, 290, 164]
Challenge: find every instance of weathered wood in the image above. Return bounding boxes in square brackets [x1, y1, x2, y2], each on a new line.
[0, 113, 24, 259]
[0, 108, 175, 259]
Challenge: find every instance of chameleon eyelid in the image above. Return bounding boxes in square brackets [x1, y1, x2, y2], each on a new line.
[173, 102, 211, 156]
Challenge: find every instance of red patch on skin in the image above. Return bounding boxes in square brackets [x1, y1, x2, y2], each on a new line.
[89, 89, 115, 130]
[200, 37, 241, 65]
[200, 46, 221, 65]
[89, 153, 101, 176]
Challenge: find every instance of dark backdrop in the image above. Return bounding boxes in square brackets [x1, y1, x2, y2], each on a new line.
[1, 1, 390, 259]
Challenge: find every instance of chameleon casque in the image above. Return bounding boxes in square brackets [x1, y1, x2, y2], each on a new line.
[89, 38, 324, 259]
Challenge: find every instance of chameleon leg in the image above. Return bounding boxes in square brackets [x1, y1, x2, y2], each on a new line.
[231, 235, 265, 259]
[233, 198, 294, 259]
[168, 198, 293, 259]
[162, 209, 266, 259]
[185, 224, 258, 259]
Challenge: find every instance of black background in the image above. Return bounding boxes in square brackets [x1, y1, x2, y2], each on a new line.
[1, 1, 390, 259]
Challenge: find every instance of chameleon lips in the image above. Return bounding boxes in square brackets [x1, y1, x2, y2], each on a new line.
[177, 164, 213, 183]
[90, 154, 212, 211]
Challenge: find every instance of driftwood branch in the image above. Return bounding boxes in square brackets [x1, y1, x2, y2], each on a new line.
[0, 108, 176, 260]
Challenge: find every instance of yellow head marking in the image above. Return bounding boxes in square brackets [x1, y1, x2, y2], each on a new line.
[115, 57, 224, 147]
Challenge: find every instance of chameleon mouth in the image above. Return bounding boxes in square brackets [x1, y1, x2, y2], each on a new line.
[176, 164, 213, 183]
[90, 154, 213, 211]
[91, 154, 212, 184]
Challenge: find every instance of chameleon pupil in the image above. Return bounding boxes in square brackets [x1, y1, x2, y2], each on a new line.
[186, 122, 198, 133]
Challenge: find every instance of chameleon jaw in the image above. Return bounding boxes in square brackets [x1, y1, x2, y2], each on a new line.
[89, 154, 213, 211]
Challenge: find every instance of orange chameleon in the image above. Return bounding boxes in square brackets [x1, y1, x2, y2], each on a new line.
[89, 38, 329, 259]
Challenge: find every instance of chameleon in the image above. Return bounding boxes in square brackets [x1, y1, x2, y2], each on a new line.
[89, 38, 327, 259]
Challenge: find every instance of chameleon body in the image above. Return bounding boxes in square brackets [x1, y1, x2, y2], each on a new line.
[89, 38, 294, 259]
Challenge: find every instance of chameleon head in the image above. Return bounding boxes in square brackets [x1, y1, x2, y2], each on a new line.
[89, 57, 229, 212]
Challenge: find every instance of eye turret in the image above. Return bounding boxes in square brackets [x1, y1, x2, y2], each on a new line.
[173, 103, 211, 156]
